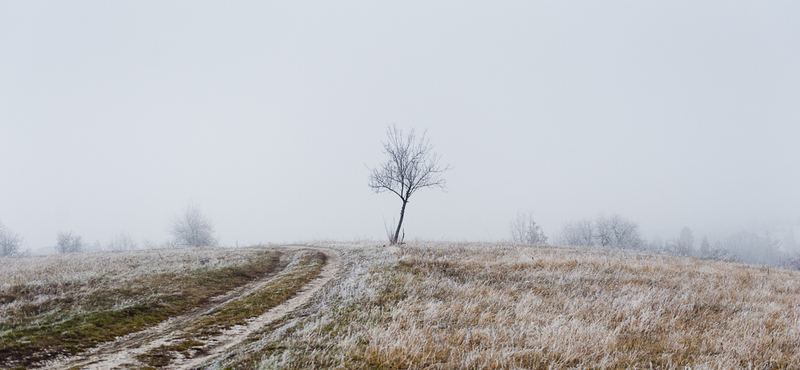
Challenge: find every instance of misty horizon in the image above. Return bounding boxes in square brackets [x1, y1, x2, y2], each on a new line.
[2, 2, 799, 255]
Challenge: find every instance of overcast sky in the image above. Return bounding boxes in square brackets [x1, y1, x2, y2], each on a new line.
[2, 1, 799, 252]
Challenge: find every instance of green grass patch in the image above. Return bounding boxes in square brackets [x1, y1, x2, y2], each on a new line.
[0, 250, 282, 369]
[135, 250, 327, 368]
[189, 250, 326, 338]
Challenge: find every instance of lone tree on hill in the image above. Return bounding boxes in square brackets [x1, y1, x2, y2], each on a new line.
[170, 203, 218, 248]
[369, 124, 450, 244]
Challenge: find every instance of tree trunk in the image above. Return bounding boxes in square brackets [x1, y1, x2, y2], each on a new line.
[393, 199, 408, 244]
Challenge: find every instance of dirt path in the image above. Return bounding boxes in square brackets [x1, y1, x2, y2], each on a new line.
[41, 245, 341, 370]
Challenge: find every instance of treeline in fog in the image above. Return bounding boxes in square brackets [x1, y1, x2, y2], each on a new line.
[0, 203, 219, 257]
[510, 212, 800, 269]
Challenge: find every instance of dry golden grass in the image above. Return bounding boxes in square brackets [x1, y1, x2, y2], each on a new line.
[207, 242, 800, 370]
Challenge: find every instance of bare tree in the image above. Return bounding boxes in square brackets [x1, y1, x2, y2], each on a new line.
[596, 214, 644, 249]
[560, 214, 643, 249]
[369, 124, 450, 244]
[170, 203, 218, 248]
[559, 218, 595, 247]
[665, 238, 694, 256]
[664, 227, 695, 256]
[0, 222, 23, 257]
[510, 211, 548, 245]
[55, 231, 84, 254]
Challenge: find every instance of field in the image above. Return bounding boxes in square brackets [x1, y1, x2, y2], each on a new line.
[2, 242, 800, 369]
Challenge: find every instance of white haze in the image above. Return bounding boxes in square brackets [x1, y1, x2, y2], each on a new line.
[1, 2, 799, 253]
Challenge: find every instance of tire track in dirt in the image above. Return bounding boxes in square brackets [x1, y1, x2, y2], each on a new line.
[40, 245, 340, 370]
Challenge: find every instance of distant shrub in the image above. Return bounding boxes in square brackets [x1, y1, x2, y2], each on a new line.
[106, 233, 138, 252]
[143, 239, 179, 250]
[559, 214, 643, 249]
[55, 231, 84, 254]
[510, 211, 548, 245]
[170, 203, 218, 248]
[0, 222, 23, 257]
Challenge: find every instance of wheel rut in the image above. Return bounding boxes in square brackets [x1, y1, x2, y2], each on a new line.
[40, 245, 341, 370]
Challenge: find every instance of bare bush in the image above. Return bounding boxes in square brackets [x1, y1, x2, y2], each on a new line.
[170, 203, 218, 248]
[559, 214, 643, 249]
[595, 214, 644, 249]
[106, 233, 138, 252]
[664, 239, 694, 256]
[509, 211, 547, 245]
[788, 253, 800, 270]
[0, 223, 23, 257]
[368, 124, 450, 244]
[559, 218, 594, 247]
[705, 240, 730, 260]
[55, 231, 84, 254]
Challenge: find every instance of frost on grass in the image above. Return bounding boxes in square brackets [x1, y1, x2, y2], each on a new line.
[0, 247, 269, 329]
[208, 242, 800, 370]
[1, 246, 285, 368]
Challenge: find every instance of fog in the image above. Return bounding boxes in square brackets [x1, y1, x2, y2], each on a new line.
[1, 2, 799, 257]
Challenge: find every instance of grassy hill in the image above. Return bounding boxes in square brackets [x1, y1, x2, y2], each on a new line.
[212, 242, 800, 369]
[2, 242, 799, 369]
